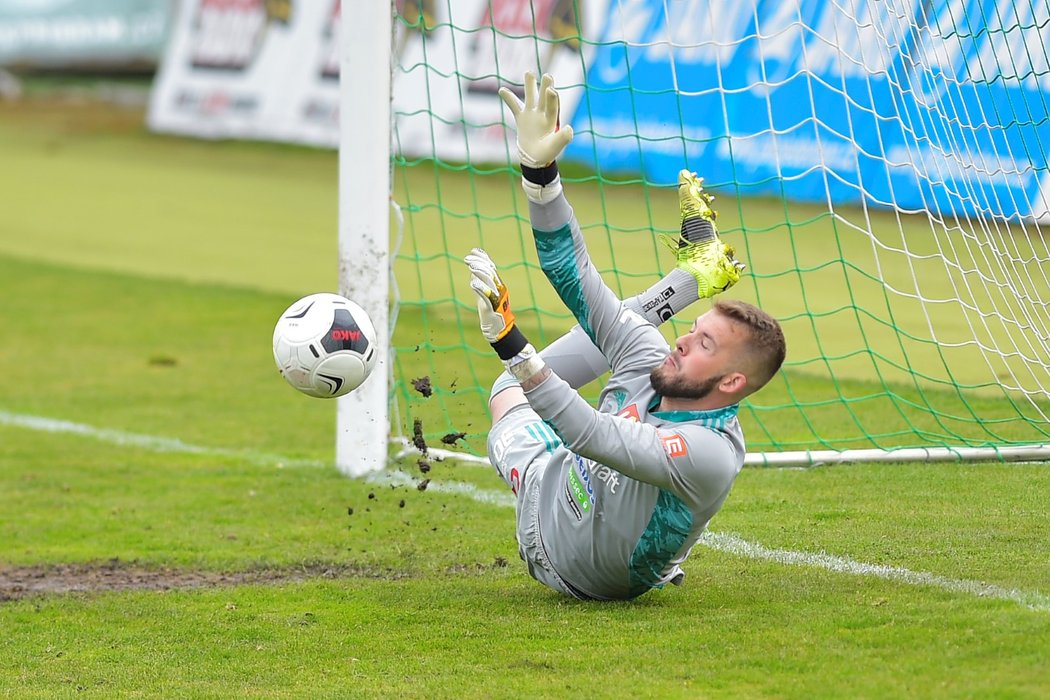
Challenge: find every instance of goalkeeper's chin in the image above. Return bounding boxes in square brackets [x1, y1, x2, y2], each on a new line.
[649, 362, 721, 401]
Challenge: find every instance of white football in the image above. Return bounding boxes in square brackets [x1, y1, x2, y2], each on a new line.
[272, 293, 378, 398]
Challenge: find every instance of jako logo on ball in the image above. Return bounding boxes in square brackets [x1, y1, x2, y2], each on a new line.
[272, 292, 378, 398]
[328, 327, 362, 344]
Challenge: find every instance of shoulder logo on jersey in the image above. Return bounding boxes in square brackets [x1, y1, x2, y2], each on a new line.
[660, 432, 688, 458]
[617, 404, 641, 422]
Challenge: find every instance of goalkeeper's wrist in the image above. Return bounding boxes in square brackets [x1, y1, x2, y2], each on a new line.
[521, 162, 559, 186]
[502, 342, 547, 383]
[520, 162, 563, 203]
[491, 325, 529, 360]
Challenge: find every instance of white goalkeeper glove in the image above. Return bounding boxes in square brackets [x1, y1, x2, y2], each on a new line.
[466, 247, 516, 344]
[465, 248, 545, 381]
[499, 72, 574, 169]
[499, 72, 574, 203]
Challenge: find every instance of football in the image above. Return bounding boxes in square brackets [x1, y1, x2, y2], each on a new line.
[272, 292, 378, 398]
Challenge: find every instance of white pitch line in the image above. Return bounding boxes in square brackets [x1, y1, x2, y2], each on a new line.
[3, 409, 1047, 611]
[371, 469, 516, 507]
[0, 410, 327, 469]
[700, 532, 1050, 612]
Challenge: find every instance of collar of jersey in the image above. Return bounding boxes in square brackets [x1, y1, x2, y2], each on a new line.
[649, 397, 739, 426]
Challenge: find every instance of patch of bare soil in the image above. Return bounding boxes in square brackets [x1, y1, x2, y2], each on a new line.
[0, 559, 399, 602]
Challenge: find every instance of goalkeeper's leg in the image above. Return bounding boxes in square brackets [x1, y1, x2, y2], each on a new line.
[528, 278, 697, 390]
[492, 181, 731, 394]
[488, 265, 707, 400]
[521, 169, 744, 389]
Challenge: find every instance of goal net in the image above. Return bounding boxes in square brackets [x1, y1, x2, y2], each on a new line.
[385, 0, 1050, 466]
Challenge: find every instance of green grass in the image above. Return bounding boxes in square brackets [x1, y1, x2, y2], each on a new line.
[4, 574, 1046, 699]
[2, 401, 1048, 698]
[0, 95, 1048, 698]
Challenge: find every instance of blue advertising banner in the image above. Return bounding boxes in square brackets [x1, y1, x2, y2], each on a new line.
[564, 0, 1050, 219]
[0, 0, 171, 69]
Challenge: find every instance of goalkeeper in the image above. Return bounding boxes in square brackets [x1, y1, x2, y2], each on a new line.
[466, 72, 786, 600]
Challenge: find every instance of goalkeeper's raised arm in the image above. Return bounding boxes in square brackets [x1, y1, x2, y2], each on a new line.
[500, 72, 635, 371]
[498, 72, 749, 376]
[498, 72, 573, 205]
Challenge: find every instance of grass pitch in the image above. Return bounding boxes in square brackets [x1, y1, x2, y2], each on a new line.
[0, 89, 1048, 699]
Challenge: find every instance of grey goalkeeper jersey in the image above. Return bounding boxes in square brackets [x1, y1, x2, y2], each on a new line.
[523, 192, 746, 601]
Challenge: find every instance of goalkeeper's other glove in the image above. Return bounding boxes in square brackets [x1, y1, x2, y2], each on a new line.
[499, 71, 574, 203]
[465, 248, 545, 381]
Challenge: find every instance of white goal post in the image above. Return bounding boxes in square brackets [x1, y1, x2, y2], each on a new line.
[336, 0, 392, 476]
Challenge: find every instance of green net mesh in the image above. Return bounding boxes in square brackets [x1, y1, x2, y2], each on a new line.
[388, 0, 1050, 461]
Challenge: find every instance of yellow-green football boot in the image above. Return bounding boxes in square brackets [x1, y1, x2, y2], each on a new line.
[659, 169, 746, 298]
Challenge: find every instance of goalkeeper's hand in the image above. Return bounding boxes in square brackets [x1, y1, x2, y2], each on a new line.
[466, 248, 517, 344]
[498, 71, 574, 169]
[465, 248, 546, 381]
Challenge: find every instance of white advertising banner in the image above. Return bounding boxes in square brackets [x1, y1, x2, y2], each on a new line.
[148, 0, 331, 142]
[148, 0, 608, 159]
[391, 0, 607, 161]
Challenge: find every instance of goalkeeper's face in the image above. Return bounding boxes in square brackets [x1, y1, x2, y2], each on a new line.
[650, 309, 749, 404]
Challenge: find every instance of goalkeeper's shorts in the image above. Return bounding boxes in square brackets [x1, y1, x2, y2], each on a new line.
[487, 403, 591, 600]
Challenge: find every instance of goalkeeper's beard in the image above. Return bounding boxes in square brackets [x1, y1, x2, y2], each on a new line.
[649, 363, 723, 401]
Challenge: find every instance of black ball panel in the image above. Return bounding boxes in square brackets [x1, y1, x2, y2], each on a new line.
[321, 308, 371, 354]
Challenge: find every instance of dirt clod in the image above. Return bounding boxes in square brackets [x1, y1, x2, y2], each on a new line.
[440, 432, 467, 446]
[412, 418, 428, 455]
[410, 376, 433, 398]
